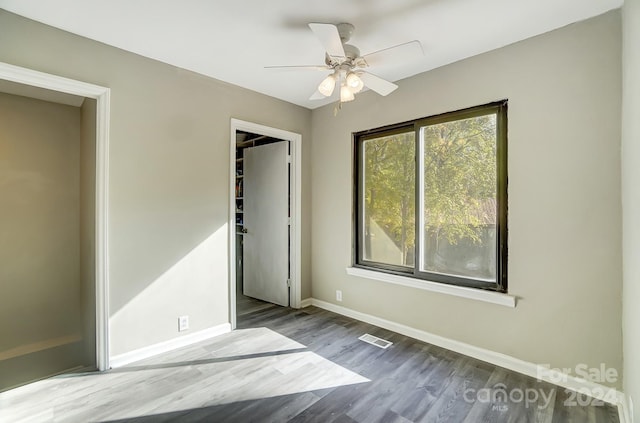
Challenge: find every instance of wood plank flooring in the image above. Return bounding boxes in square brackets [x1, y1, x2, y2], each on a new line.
[0, 303, 620, 422]
[236, 294, 274, 316]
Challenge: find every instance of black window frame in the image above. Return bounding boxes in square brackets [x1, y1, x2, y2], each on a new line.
[353, 101, 508, 293]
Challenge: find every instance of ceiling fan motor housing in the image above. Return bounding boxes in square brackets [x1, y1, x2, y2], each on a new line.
[336, 23, 355, 43]
[325, 43, 361, 67]
[343, 44, 361, 60]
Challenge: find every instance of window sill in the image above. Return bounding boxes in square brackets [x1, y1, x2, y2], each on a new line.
[345, 267, 516, 308]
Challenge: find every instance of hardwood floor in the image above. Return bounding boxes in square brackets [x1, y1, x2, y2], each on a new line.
[0, 304, 619, 422]
[236, 294, 274, 316]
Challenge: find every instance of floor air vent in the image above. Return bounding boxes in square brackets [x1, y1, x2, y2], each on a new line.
[358, 333, 393, 349]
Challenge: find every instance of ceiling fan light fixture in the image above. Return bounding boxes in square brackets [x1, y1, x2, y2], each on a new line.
[318, 74, 336, 97]
[267, 23, 423, 105]
[346, 72, 364, 93]
[340, 85, 355, 102]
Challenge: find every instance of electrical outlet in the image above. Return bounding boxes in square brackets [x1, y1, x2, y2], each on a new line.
[178, 315, 189, 332]
[336, 290, 342, 302]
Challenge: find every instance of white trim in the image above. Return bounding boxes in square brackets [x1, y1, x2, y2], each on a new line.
[346, 267, 516, 308]
[110, 323, 231, 368]
[289, 135, 302, 309]
[229, 119, 303, 330]
[0, 62, 111, 371]
[95, 87, 110, 372]
[229, 123, 237, 330]
[299, 298, 313, 308]
[309, 298, 626, 410]
[0, 334, 82, 361]
[0, 62, 109, 98]
[618, 396, 633, 423]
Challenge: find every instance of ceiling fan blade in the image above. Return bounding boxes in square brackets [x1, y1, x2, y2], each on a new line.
[362, 40, 423, 68]
[360, 72, 398, 96]
[308, 23, 346, 58]
[264, 65, 330, 71]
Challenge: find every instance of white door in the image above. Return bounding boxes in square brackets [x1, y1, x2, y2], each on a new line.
[243, 141, 289, 306]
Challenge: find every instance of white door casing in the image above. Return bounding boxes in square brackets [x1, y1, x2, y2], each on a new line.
[229, 119, 301, 329]
[0, 62, 110, 371]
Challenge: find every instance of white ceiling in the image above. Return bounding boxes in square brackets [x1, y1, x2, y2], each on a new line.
[0, 0, 623, 109]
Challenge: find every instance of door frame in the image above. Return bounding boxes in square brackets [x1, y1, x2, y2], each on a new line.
[0, 62, 111, 371]
[229, 119, 302, 329]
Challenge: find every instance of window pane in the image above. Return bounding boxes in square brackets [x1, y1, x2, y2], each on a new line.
[420, 114, 497, 281]
[362, 131, 415, 267]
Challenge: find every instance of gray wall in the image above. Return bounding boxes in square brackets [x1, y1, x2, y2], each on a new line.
[0, 92, 84, 389]
[0, 10, 312, 356]
[311, 11, 623, 388]
[622, 0, 640, 418]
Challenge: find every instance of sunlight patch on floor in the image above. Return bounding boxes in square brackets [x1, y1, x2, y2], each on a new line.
[0, 327, 369, 421]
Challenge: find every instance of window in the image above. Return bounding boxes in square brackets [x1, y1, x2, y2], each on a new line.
[354, 102, 507, 292]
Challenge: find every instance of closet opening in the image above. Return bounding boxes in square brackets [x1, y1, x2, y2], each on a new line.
[0, 62, 110, 390]
[229, 119, 301, 329]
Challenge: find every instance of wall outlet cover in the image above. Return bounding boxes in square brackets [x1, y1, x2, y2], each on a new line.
[336, 290, 342, 302]
[178, 315, 189, 332]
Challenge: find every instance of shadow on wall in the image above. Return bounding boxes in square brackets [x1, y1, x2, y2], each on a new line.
[108, 217, 230, 354]
[109, 220, 229, 314]
[107, 109, 232, 330]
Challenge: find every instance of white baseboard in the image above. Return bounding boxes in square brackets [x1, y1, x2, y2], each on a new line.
[309, 298, 629, 420]
[299, 298, 312, 308]
[110, 323, 231, 368]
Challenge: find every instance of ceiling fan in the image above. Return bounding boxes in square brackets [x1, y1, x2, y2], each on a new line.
[267, 23, 424, 104]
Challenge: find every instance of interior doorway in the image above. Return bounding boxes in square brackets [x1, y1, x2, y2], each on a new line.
[0, 62, 110, 387]
[238, 137, 290, 310]
[229, 119, 301, 329]
[0, 90, 96, 392]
